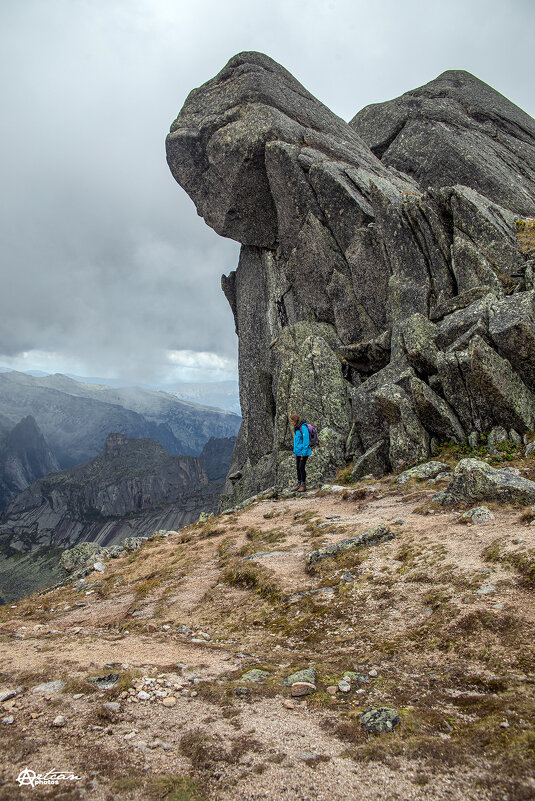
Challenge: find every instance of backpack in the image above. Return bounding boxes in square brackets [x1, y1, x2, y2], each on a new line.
[301, 421, 318, 448]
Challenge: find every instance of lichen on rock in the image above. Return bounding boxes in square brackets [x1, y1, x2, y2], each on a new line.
[167, 52, 535, 505]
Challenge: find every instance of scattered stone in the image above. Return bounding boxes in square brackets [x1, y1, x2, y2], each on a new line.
[93, 562, 106, 573]
[306, 525, 395, 567]
[176, 625, 192, 635]
[137, 691, 151, 701]
[283, 700, 296, 709]
[468, 431, 480, 449]
[162, 697, 177, 707]
[291, 682, 317, 697]
[0, 689, 19, 703]
[459, 506, 494, 524]
[326, 686, 338, 696]
[368, 669, 378, 678]
[525, 442, 535, 457]
[395, 461, 450, 484]
[86, 674, 120, 690]
[340, 571, 355, 583]
[476, 583, 497, 595]
[500, 720, 510, 729]
[297, 752, 325, 764]
[493, 603, 505, 610]
[32, 681, 64, 694]
[361, 707, 400, 734]
[103, 702, 120, 713]
[234, 687, 250, 698]
[338, 680, 351, 693]
[2, 715, 14, 725]
[124, 731, 138, 740]
[52, 715, 67, 727]
[240, 669, 271, 684]
[343, 672, 360, 683]
[282, 668, 316, 686]
[487, 426, 509, 449]
[512, 537, 525, 544]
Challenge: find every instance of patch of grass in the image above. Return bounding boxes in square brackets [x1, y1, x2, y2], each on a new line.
[134, 578, 162, 598]
[220, 561, 281, 602]
[216, 536, 237, 567]
[147, 773, 209, 801]
[113, 775, 144, 794]
[62, 676, 98, 695]
[483, 540, 535, 588]
[516, 218, 535, 255]
[519, 506, 535, 524]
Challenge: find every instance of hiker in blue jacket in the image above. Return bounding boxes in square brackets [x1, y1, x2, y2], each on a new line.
[290, 413, 311, 492]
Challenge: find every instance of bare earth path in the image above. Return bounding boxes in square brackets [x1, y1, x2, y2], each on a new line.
[1, 475, 535, 800]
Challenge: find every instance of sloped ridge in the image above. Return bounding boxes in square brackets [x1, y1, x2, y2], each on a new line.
[167, 53, 535, 508]
[350, 69, 535, 215]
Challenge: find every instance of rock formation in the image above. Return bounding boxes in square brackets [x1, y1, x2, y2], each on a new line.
[0, 416, 59, 510]
[200, 436, 237, 481]
[0, 433, 213, 554]
[166, 52, 535, 507]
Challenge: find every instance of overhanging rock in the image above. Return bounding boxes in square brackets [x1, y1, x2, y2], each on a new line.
[167, 53, 535, 507]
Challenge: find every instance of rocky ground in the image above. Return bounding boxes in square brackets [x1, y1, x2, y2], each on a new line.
[1, 450, 535, 801]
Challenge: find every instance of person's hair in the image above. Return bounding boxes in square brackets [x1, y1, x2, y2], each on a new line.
[290, 413, 300, 427]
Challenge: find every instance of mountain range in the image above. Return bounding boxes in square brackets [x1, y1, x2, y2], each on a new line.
[0, 371, 241, 469]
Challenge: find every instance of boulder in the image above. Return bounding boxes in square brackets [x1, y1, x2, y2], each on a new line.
[360, 707, 401, 734]
[351, 70, 535, 215]
[60, 542, 104, 573]
[351, 441, 390, 481]
[306, 524, 395, 567]
[442, 459, 535, 506]
[395, 461, 450, 485]
[459, 506, 494, 524]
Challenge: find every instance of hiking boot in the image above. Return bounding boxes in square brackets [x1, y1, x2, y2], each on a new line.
[291, 483, 301, 492]
[297, 484, 307, 492]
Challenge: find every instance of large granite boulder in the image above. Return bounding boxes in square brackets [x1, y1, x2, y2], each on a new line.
[167, 53, 535, 507]
[441, 459, 535, 506]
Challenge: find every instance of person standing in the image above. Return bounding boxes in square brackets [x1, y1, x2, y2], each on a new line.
[290, 413, 311, 492]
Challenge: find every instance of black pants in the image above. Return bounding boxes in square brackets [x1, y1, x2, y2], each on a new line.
[296, 455, 308, 485]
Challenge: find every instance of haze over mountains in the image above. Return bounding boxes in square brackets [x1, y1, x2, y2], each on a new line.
[0, 371, 241, 469]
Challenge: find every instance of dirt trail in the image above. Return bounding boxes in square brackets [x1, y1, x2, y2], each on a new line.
[1, 479, 535, 801]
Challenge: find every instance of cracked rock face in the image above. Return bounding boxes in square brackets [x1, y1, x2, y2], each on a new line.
[167, 51, 535, 507]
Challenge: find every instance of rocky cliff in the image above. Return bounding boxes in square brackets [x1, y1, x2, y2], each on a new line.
[0, 433, 214, 554]
[166, 53, 535, 508]
[0, 371, 241, 468]
[0, 416, 59, 510]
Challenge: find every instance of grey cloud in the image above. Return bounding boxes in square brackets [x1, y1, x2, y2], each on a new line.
[1, 0, 533, 382]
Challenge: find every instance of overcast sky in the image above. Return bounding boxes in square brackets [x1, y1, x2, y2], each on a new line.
[1, 0, 534, 385]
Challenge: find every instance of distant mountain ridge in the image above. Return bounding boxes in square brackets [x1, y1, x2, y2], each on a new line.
[0, 415, 59, 510]
[0, 433, 220, 554]
[0, 371, 241, 469]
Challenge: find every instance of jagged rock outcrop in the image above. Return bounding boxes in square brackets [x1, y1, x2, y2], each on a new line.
[0, 433, 215, 553]
[200, 436, 237, 481]
[0, 416, 59, 510]
[166, 52, 535, 507]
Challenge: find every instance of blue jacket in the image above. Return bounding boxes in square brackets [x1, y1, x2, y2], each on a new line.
[293, 423, 311, 457]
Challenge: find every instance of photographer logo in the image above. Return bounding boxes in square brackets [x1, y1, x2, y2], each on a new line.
[17, 767, 81, 787]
